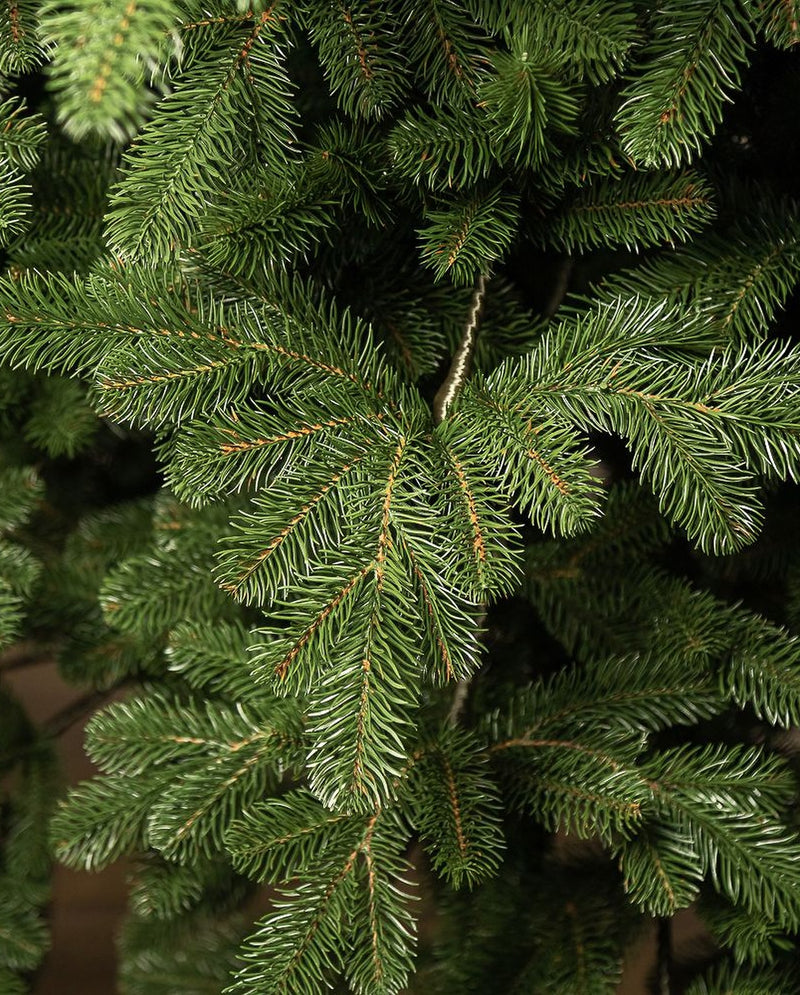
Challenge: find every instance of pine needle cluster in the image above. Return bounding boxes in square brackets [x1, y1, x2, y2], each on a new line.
[0, 2, 800, 993]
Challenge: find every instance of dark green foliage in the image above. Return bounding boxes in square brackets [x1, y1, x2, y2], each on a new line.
[6, 138, 115, 275]
[23, 375, 98, 456]
[513, 0, 639, 85]
[405, 727, 504, 887]
[0, 97, 45, 172]
[418, 860, 639, 994]
[395, 0, 491, 106]
[478, 30, 580, 169]
[638, 745, 800, 926]
[418, 186, 520, 285]
[685, 961, 800, 995]
[753, 0, 800, 48]
[699, 895, 796, 967]
[227, 799, 416, 995]
[543, 170, 716, 251]
[0, 0, 46, 74]
[387, 105, 496, 191]
[303, 1, 410, 120]
[615, 0, 754, 167]
[590, 190, 800, 343]
[119, 915, 247, 995]
[1, 2, 800, 993]
[104, 8, 298, 261]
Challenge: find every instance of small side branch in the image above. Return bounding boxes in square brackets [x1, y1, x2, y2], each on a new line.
[447, 679, 470, 725]
[0, 643, 57, 673]
[433, 269, 490, 424]
[543, 254, 573, 319]
[42, 682, 129, 739]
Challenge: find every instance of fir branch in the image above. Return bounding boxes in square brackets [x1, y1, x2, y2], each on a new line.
[615, 0, 754, 166]
[489, 730, 648, 842]
[0, 0, 47, 73]
[544, 170, 716, 252]
[478, 32, 580, 169]
[616, 823, 705, 917]
[643, 744, 800, 927]
[0, 97, 46, 173]
[387, 104, 497, 191]
[476, 297, 800, 552]
[589, 199, 800, 343]
[0, 163, 32, 249]
[406, 727, 505, 887]
[489, 654, 724, 743]
[394, 0, 492, 105]
[0, 465, 43, 532]
[0, 894, 49, 971]
[42, 0, 177, 141]
[752, 0, 800, 48]
[105, 4, 298, 260]
[166, 619, 263, 702]
[197, 178, 337, 281]
[50, 770, 173, 871]
[303, 0, 410, 119]
[429, 434, 523, 598]
[512, 0, 640, 84]
[686, 962, 800, 995]
[418, 186, 519, 285]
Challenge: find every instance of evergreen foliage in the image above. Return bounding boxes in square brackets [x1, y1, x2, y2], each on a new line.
[0, 2, 799, 993]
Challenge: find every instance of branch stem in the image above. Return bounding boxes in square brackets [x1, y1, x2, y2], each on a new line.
[42, 682, 129, 739]
[0, 642, 58, 673]
[433, 269, 490, 424]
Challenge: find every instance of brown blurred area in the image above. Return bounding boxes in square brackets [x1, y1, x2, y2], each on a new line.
[6, 659, 695, 995]
[5, 660, 128, 995]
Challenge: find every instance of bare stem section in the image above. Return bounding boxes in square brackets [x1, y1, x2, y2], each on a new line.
[433, 269, 489, 424]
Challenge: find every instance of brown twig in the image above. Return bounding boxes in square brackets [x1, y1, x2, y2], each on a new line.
[42, 682, 130, 739]
[543, 254, 574, 319]
[0, 641, 59, 674]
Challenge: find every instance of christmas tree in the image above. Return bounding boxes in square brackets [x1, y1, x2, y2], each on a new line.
[1, 1, 800, 992]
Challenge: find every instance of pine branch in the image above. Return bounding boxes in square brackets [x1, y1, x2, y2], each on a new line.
[479, 31, 580, 169]
[643, 745, 800, 928]
[589, 198, 800, 343]
[418, 186, 519, 285]
[0, 97, 46, 172]
[303, 0, 410, 120]
[387, 104, 497, 191]
[752, 0, 800, 48]
[544, 170, 716, 251]
[393, 0, 492, 106]
[105, 4, 298, 260]
[0, 0, 47, 73]
[406, 727, 504, 887]
[615, 0, 754, 166]
[510, 0, 640, 84]
[227, 807, 415, 995]
[686, 962, 800, 995]
[42, 0, 177, 140]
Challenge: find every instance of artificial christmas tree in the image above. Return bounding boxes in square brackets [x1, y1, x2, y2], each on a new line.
[1, 2, 800, 992]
